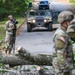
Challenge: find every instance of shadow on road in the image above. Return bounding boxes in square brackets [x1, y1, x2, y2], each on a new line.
[31, 28, 57, 32]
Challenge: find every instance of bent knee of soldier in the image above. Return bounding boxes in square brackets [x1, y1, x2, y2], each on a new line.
[52, 57, 62, 73]
[52, 57, 59, 68]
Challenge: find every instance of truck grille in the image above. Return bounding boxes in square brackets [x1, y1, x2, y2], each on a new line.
[36, 19, 44, 22]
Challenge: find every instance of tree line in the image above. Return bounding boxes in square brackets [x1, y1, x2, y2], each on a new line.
[0, 0, 33, 20]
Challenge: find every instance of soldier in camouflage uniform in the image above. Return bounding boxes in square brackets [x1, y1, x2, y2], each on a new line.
[5, 15, 15, 54]
[67, 19, 75, 41]
[52, 11, 74, 75]
[12, 18, 18, 54]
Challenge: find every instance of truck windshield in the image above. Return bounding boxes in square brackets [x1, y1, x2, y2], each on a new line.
[29, 12, 36, 17]
[39, 11, 51, 16]
[45, 12, 51, 16]
[29, 11, 51, 17]
[40, 12, 45, 16]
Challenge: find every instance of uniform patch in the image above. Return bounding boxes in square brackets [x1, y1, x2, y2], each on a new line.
[59, 36, 65, 43]
[56, 40, 65, 49]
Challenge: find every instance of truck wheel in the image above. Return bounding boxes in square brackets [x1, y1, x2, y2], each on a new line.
[48, 23, 53, 31]
[27, 24, 32, 32]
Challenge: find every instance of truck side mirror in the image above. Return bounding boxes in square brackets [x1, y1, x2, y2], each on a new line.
[28, 2, 32, 8]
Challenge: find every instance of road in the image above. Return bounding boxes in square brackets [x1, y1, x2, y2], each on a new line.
[16, 2, 75, 55]
[16, 25, 55, 55]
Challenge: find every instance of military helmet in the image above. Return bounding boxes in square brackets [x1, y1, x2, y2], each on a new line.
[58, 11, 74, 24]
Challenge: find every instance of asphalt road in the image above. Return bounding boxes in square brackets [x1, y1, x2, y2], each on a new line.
[16, 25, 56, 55]
[16, 2, 75, 55]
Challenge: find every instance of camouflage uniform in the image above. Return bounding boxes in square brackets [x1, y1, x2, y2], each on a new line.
[53, 26, 73, 75]
[67, 19, 75, 41]
[52, 11, 74, 75]
[5, 20, 14, 54]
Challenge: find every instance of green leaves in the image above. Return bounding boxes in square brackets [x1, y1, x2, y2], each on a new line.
[3, 45, 8, 50]
[72, 41, 75, 44]
[0, 0, 33, 20]
[3, 0, 6, 3]
[69, 0, 75, 3]
[0, 64, 6, 74]
[1, 69, 6, 74]
[0, 58, 2, 61]
[43, 67, 49, 70]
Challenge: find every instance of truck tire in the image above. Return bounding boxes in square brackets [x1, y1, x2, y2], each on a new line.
[27, 24, 32, 32]
[48, 23, 53, 31]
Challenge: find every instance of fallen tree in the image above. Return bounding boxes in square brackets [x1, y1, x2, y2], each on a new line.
[0, 47, 52, 67]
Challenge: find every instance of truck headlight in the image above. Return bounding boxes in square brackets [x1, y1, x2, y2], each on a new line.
[28, 18, 30, 20]
[32, 20, 36, 23]
[48, 18, 52, 20]
[44, 19, 47, 22]
[27, 19, 32, 22]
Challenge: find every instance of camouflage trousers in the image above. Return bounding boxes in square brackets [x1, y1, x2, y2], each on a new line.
[52, 57, 73, 75]
[5, 34, 13, 53]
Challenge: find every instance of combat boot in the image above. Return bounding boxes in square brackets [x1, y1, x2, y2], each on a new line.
[5, 50, 7, 54]
[8, 49, 12, 54]
[8, 51, 11, 54]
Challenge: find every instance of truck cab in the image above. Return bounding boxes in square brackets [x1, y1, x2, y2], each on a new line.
[27, 10, 53, 32]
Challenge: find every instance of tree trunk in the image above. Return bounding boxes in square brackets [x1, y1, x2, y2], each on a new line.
[18, 47, 52, 66]
[0, 47, 52, 66]
[0, 54, 32, 67]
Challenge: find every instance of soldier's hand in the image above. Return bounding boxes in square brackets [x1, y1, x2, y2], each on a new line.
[11, 26, 14, 29]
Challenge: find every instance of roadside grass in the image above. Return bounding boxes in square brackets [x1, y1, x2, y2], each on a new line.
[0, 17, 25, 41]
[16, 17, 25, 28]
[0, 26, 5, 40]
[71, 3, 75, 8]
[69, 0, 75, 3]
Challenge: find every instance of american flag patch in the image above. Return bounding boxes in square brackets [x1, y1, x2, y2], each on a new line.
[59, 36, 65, 42]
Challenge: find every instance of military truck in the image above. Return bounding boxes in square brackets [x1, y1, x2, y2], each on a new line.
[38, 0, 50, 10]
[27, 9, 53, 32]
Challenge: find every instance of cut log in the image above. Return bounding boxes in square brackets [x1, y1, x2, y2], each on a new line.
[0, 47, 52, 66]
[0, 54, 32, 67]
[18, 47, 52, 66]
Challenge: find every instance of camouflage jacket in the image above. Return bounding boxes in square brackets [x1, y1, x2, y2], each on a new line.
[53, 25, 73, 69]
[67, 21, 75, 41]
[5, 20, 14, 35]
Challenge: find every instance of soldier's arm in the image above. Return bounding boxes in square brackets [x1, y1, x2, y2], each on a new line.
[55, 35, 68, 66]
[5, 22, 12, 31]
[55, 35, 67, 50]
[67, 24, 75, 41]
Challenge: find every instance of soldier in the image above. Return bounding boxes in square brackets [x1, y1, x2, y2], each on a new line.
[5, 15, 15, 54]
[12, 18, 18, 54]
[67, 19, 75, 42]
[52, 11, 74, 75]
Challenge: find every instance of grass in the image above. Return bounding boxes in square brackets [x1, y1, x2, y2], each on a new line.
[70, 3, 75, 7]
[16, 17, 25, 28]
[69, 0, 75, 3]
[0, 27, 5, 40]
[0, 17, 25, 41]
